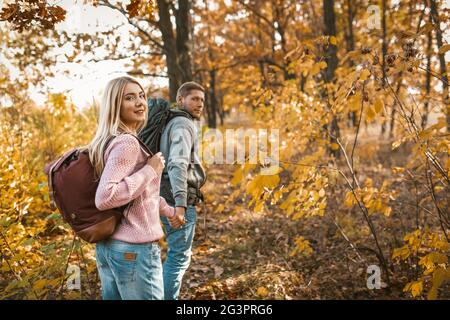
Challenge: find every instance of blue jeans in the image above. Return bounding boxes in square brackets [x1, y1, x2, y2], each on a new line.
[161, 205, 197, 300]
[95, 239, 164, 300]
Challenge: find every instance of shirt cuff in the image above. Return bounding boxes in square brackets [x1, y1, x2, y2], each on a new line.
[174, 194, 187, 208]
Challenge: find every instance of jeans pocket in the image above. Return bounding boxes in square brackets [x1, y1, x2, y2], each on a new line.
[108, 248, 138, 284]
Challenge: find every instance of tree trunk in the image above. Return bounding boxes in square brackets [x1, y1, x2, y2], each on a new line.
[157, 0, 180, 101]
[346, 0, 357, 126]
[346, 0, 355, 57]
[323, 0, 340, 158]
[323, 0, 338, 83]
[380, 0, 388, 135]
[274, 5, 295, 81]
[429, 0, 449, 131]
[175, 0, 192, 83]
[422, 26, 432, 129]
[218, 93, 225, 125]
[207, 68, 218, 128]
[157, 0, 193, 101]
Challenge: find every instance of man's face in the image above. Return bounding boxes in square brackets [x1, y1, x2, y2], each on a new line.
[179, 89, 205, 120]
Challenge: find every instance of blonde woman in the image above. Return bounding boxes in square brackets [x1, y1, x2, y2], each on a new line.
[88, 76, 175, 300]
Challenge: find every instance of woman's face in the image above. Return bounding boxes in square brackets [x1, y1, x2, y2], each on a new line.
[120, 82, 147, 132]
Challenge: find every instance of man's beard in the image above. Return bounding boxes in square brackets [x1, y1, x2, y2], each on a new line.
[181, 106, 201, 120]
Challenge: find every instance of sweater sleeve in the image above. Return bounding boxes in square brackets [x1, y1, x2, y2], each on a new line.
[95, 135, 157, 211]
[159, 196, 175, 218]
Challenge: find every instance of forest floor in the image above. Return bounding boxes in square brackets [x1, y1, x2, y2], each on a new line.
[176, 162, 403, 300]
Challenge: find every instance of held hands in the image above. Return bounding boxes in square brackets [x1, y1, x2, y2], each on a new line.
[147, 152, 165, 174]
[168, 206, 186, 229]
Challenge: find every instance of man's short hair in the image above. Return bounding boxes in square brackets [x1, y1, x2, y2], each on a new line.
[176, 81, 205, 101]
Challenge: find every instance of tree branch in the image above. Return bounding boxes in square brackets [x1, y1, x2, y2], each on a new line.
[235, 0, 275, 30]
[194, 58, 255, 75]
[97, 0, 164, 50]
[127, 70, 168, 78]
[84, 50, 162, 63]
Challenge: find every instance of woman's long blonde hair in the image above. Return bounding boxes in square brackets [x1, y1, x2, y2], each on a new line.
[87, 76, 147, 179]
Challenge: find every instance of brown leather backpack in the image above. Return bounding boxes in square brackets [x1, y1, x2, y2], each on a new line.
[44, 134, 151, 243]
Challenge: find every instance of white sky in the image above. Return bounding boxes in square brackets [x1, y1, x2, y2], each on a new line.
[2, 0, 167, 109]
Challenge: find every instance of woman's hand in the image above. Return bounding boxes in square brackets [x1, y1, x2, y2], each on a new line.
[168, 207, 186, 229]
[147, 152, 165, 174]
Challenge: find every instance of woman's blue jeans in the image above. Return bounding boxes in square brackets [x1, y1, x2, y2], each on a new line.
[95, 238, 164, 300]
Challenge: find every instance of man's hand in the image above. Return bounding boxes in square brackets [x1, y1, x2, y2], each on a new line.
[168, 206, 186, 229]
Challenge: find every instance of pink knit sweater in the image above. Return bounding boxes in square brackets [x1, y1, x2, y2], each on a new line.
[95, 134, 175, 243]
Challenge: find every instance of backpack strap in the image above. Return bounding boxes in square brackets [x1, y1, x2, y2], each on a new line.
[168, 108, 194, 122]
[104, 133, 153, 158]
[135, 134, 153, 156]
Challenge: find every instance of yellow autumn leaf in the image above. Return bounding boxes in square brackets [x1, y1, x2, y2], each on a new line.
[215, 204, 225, 213]
[318, 61, 328, 69]
[428, 267, 450, 300]
[438, 44, 450, 55]
[392, 167, 405, 174]
[374, 98, 384, 114]
[290, 236, 313, 257]
[419, 129, 432, 140]
[256, 286, 269, 297]
[392, 139, 402, 150]
[311, 190, 320, 202]
[344, 191, 356, 207]
[329, 36, 337, 45]
[359, 69, 371, 81]
[231, 167, 243, 186]
[330, 143, 339, 150]
[254, 200, 264, 213]
[408, 281, 423, 297]
[349, 92, 362, 111]
[382, 206, 392, 217]
[419, 252, 448, 269]
[310, 63, 321, 76]
[366, 107, 376, 121]
[392, 246, 410, 260]
[428, 233, 450, 251]
[33, 279, 47, 291]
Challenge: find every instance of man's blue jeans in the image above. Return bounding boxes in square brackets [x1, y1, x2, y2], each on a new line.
[95, 239, 164, 300]
[161, 205, 197, 300]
